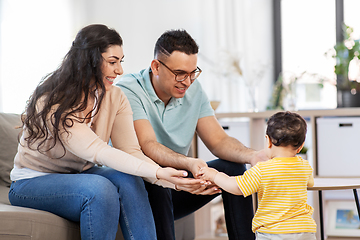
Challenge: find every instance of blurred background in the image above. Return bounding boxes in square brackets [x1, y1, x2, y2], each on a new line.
[1, 0, 360, 114]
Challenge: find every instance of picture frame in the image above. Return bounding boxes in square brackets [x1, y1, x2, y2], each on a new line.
[327, 200, 360, 237]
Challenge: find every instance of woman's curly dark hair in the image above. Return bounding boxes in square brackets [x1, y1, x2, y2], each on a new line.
[266, 111, 307, 149]
[22, 24, 123, 156]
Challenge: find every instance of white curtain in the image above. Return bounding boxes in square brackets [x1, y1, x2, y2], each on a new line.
[196, 0, 274, 113]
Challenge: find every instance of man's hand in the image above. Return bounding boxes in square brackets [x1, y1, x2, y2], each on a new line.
[176, 164, 221, 195]
[249, 149, 269, 166]
[187, 157, 208, 178]
[175, 181, 222, 195]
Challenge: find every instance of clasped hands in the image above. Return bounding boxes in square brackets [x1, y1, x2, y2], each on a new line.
[172, 149, 268, 195]
[172, 158, 222, 195]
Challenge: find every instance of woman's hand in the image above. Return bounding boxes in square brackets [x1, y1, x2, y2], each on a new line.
[156, 167, 221, 195]
[156, 167, 194, 185]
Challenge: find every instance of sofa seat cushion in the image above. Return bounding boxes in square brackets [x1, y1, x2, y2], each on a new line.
[0, 204, 81, 240]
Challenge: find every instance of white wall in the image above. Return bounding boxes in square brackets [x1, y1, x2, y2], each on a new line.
[0, 0, 274, 114]
[0, 0, 74, 114]
[0, 1, 3, 112]
[82, 0, 200, 75]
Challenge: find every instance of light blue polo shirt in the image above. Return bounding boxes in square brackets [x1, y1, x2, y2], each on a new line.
[117, 67, 214, 155]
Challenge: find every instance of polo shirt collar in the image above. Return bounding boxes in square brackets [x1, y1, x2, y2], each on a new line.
[142, 67, 183, 107]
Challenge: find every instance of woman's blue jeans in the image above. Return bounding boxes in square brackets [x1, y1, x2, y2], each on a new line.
[8, 166, 157, 240]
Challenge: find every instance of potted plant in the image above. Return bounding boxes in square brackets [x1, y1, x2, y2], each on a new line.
[267, 71, 326, 111]
[327, 24, 360, 107]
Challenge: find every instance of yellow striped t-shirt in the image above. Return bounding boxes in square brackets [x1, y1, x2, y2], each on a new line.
[236, 156, 316, 234]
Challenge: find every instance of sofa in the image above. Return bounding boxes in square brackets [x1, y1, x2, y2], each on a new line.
[0, 112, 195, 240]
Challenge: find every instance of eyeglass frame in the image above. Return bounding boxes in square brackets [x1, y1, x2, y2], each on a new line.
[156, 59, 202, 82]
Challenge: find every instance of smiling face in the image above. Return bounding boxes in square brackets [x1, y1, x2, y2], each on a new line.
[101, 45, 124, 91]
[150, 51, 198, 105]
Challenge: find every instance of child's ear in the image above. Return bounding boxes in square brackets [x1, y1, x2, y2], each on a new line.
[296, 142, 305, 153]
[265, 135, 272, 149]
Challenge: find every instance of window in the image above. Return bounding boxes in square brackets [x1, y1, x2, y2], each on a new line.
[344, 0, 360, 38]
[279, 0, 337, 110]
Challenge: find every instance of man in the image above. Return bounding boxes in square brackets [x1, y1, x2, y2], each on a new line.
[117, 29, 267, 240]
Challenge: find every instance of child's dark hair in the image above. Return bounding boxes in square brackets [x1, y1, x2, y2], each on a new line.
[266, 111, 307, 149]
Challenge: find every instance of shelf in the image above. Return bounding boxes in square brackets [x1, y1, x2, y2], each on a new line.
[215, 108, 360, 119]
[215, 108, 360, 175]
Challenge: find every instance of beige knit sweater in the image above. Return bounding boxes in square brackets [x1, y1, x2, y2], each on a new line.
[13, 85, 173, 188]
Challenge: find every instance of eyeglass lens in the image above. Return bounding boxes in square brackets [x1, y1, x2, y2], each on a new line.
[157, 59, 201, 82]
[176, 69, 201, 82]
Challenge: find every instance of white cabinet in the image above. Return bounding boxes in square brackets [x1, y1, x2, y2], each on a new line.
[317, 117, 360, 177]
[197, 121, 250, 161]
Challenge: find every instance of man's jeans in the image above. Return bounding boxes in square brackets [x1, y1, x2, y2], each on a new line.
[145, 159, 255, 240]
[9, 166, 157, 240]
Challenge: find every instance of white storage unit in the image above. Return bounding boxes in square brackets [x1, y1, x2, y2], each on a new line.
[197, 121, 250, 161]
[317, 117, 360, 177]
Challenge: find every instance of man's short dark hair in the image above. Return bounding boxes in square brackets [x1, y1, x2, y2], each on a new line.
[266, 111, 307, 149]
[154, 29, 199, 58]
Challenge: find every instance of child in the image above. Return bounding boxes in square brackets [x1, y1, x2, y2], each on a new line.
[199, 111, 317, 240]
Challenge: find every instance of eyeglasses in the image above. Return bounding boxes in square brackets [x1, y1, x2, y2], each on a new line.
[157, 59, 202, 82]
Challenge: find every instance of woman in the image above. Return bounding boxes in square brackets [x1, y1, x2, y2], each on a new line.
[8, 24, 189, 240]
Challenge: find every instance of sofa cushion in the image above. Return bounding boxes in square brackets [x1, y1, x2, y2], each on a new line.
[0, 204, 81, 240]
[0, 113, 22, 187]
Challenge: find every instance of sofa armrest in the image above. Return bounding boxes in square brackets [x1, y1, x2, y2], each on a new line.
[0, 112, 22, 187]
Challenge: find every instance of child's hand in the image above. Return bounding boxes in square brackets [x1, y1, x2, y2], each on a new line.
[199, 167, 219, 182]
